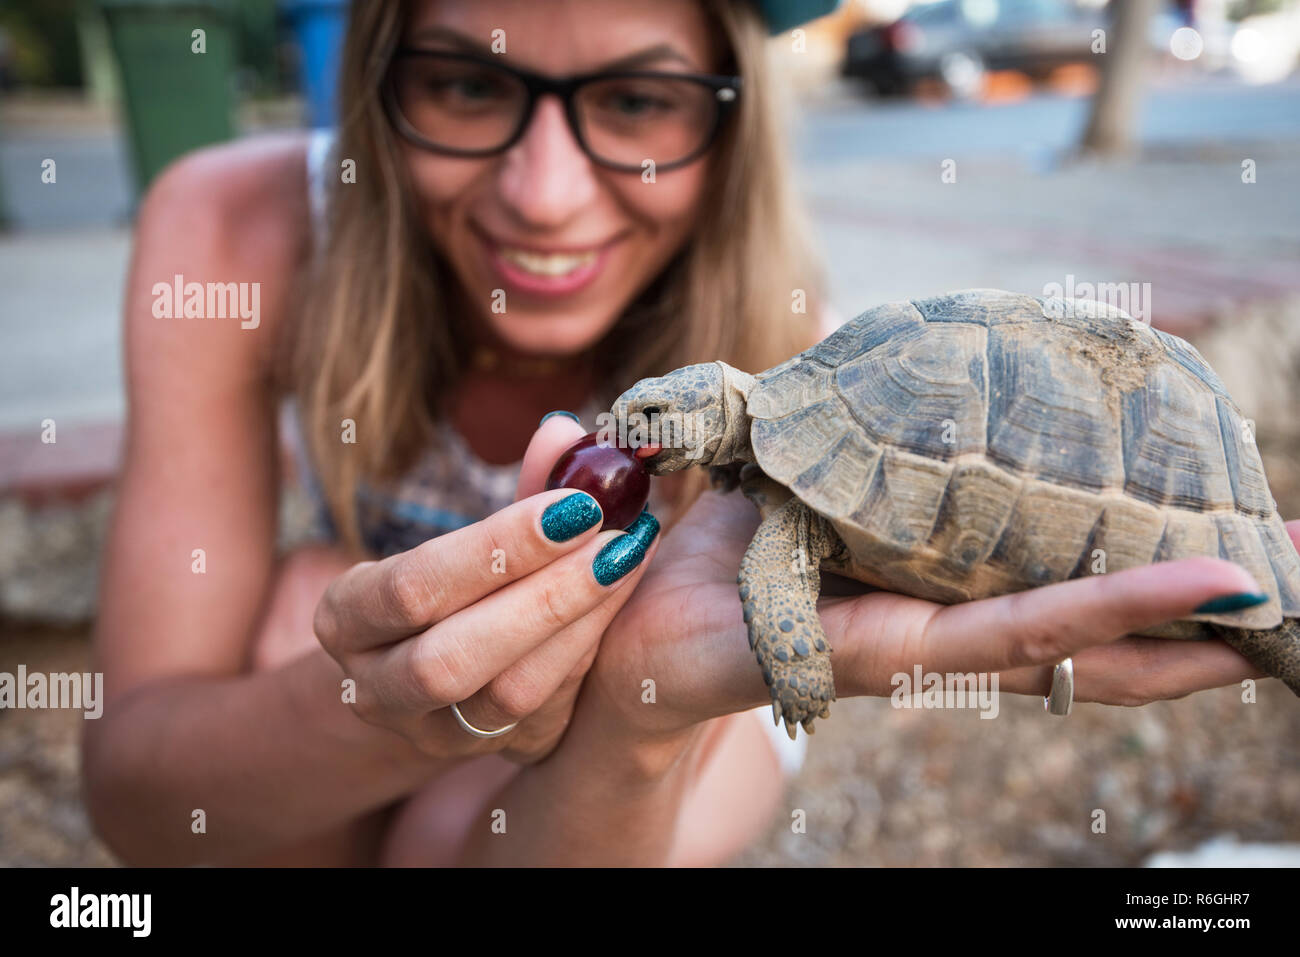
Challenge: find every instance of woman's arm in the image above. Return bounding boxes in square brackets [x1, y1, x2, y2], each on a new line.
[82, 137, 452, 864]
[451, 684, 707, 867]
[84, 183, 660, 864]
[85, 646, 449, 864]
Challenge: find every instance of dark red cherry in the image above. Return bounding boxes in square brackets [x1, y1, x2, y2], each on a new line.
[546, 432, 651, 531]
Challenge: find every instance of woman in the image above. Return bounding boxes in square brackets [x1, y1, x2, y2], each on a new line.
[83, 0, 1290, 867]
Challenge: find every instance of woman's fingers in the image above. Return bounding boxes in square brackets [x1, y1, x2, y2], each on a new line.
[434, 535, 662, 740]
[998, 634, 1262, 704]
[366, 511, 661, 715]
[314, 487, 604, 654]
[873, 555, 1263, 679]
[516, 412, 587, 501]
[437, 414, 650, 743]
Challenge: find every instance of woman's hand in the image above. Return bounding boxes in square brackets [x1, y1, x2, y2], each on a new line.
[313, 415, 659, 764]
[585, 488, 1296, 743]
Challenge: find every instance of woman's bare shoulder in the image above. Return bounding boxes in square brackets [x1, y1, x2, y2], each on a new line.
[129, 132, 316, 369]
[139, 132, 314, 264]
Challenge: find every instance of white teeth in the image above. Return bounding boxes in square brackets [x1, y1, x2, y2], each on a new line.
[499, 246, 597, 277]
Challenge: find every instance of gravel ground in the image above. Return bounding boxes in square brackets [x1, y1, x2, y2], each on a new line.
[0, 625, 116, 867]
[3, 622, 1298, 867]
[2, 301, 1299, 867]
[739, 679, 1300, 866]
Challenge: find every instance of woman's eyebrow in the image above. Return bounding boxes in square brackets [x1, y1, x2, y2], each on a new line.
[406, 26, 696, 71]
[597, 45, 695, 71]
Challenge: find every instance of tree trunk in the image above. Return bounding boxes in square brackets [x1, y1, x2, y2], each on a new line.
[1080, 0, 1160, 156]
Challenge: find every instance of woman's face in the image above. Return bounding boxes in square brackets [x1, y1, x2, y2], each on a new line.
[398, 0, 723, 356]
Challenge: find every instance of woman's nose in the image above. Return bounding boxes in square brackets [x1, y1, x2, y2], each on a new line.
[496, 96, 599, 230]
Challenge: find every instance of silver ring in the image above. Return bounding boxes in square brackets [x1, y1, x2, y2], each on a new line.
[1044, 658, 1074, 716]
[450, 701, 519, 739]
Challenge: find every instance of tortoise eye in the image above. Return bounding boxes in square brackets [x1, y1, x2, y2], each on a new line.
[642, 406, 661, 417]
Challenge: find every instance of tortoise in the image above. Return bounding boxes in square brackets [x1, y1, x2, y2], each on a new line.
[611, 289, 1300, 738]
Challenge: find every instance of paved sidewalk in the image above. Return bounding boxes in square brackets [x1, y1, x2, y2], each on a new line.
[0, 228, 129, 433]
[806, 146, 1300, 333]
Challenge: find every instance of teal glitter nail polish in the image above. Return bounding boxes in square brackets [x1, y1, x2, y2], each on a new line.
[540, 410, 581, 427]
[541, 492, 602, 542]
[593, 509, 660, 586]
[1194, 591, 1271, 614]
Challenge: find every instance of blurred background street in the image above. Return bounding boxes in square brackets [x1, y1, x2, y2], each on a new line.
[2, 0, 1299, 866]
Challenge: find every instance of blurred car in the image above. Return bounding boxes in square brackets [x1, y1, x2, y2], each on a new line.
[843, 0, 1106, 98]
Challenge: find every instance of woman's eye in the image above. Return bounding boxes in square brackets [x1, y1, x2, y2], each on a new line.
[610, 94, 663, 115]
[597, 88, 676, 117]
[432, 77, 497, 99]
[418, 70, 514, 107]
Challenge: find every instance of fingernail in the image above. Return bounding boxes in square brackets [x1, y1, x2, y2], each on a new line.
[593, 509, 660, 586]
[1194, 591, 1271, 614]
[541, 492, 602, 542]
[540, 410, 581, 427]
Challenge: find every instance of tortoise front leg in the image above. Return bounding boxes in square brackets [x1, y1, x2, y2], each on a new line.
[738, 493, 839, 739]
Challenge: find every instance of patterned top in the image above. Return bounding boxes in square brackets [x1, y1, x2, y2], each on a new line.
[286, 394, 613, 557]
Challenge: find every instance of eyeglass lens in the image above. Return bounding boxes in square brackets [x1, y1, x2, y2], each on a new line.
[390, 54, 722, 168]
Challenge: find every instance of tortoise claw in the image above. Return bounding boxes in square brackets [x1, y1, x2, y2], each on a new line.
[765, 652, 837, 731]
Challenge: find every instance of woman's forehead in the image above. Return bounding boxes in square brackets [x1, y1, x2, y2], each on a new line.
[406, 0, 723, 74]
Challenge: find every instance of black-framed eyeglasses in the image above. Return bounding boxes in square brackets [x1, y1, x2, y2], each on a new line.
[383, 49, 742, 173]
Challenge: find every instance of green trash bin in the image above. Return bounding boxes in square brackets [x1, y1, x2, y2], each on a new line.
[99, 0, 237, 191]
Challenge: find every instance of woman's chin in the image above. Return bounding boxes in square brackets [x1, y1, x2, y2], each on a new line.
[485, 311, 614, 358]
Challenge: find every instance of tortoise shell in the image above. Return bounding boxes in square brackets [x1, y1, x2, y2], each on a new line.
[745, 289, 1300, 637]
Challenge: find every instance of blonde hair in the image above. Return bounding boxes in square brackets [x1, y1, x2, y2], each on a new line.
[288, 0, 824, 555]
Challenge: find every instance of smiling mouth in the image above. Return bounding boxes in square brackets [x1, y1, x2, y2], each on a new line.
[497, 246, 599, 278]
[479, 229, 622, 298]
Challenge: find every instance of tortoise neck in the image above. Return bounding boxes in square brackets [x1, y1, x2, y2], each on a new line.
[710, 361, 756, 466]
